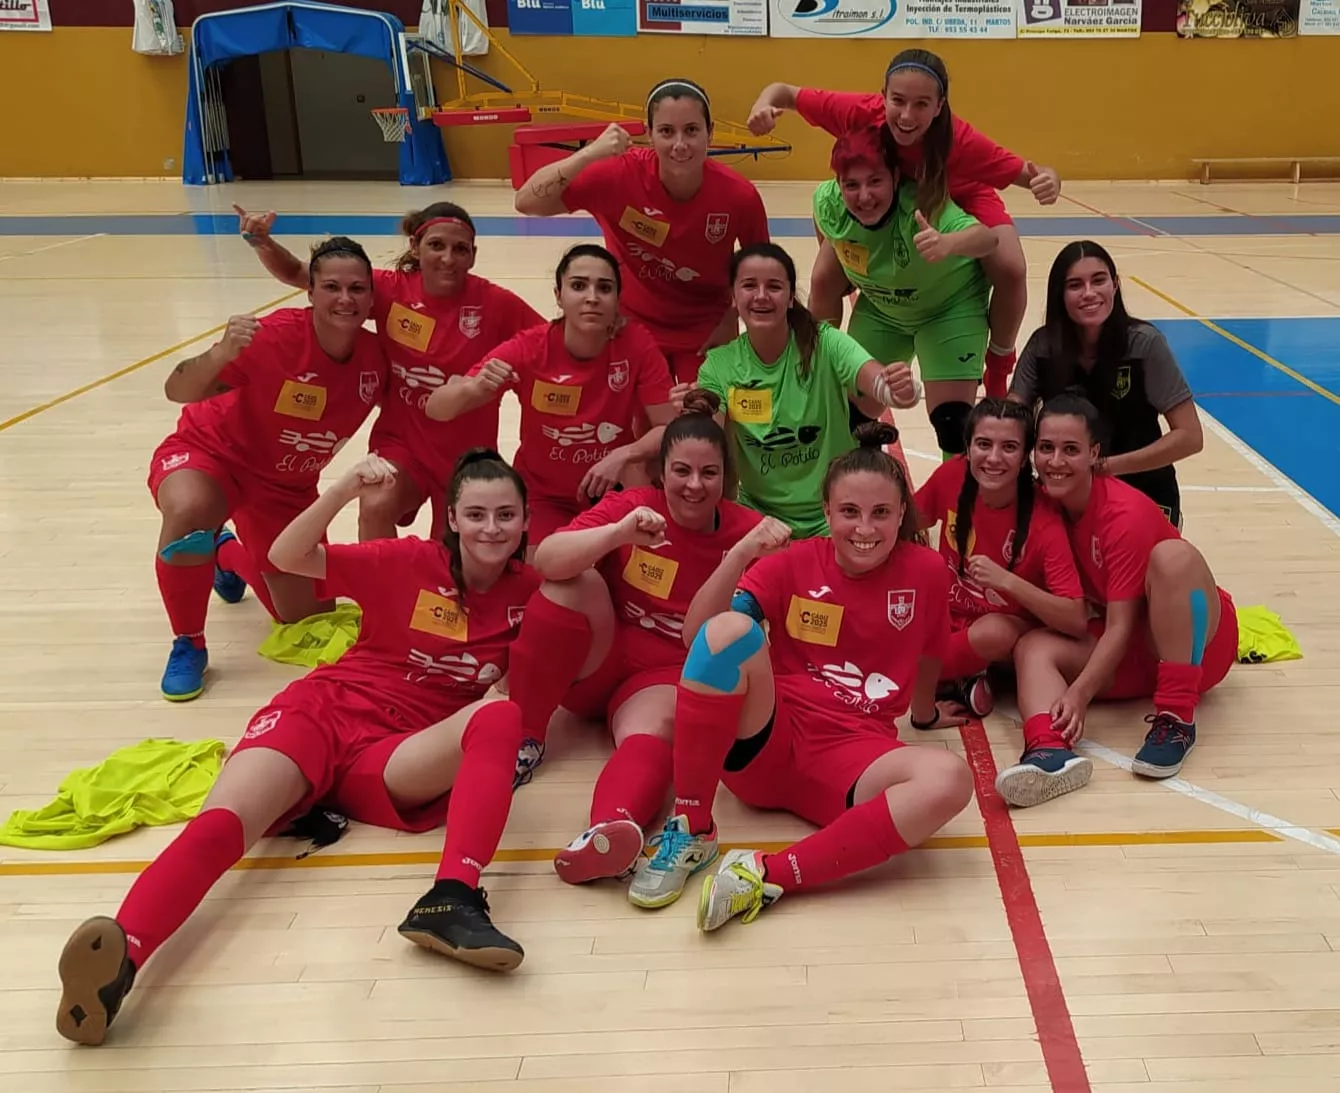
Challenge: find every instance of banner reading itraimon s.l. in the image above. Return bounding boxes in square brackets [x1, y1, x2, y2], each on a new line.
[768, 0, 1016, 38]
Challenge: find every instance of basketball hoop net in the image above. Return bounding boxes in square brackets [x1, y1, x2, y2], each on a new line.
[371, 107, 411, 143]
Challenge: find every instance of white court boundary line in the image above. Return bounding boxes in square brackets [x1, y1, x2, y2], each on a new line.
[0, 233, 105, 263]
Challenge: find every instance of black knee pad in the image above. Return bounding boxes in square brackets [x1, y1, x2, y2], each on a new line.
[929, 401, 973, 455]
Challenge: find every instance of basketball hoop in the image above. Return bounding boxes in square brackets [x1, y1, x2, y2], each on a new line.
[371, 107, 411, 143]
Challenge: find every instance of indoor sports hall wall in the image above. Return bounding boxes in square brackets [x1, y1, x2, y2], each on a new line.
[2, 0, 1336, 181]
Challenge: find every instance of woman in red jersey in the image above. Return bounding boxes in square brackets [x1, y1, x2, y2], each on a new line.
[497, 391, 762, 869]
[150, 237, 389, 702]
[235, 201, 543, 538]
[514, 78, 771, 384]
[994, 393, 1239, 810]
[427, 244, 676, 546]
[915, 399, 1087, 718]
[626, 423, 974, 926]
[56, 449, 544, 1047]
[747, 48, 1062, 398]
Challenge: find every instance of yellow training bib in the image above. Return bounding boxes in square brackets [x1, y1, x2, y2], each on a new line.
[785, 595, 844, 647]
[386, 302, 436, 353]
[531, 379, 582, 417]
[618, 206, 671, 248]
[727, 386, 772, 425]
[622, 547, 680, 601]
[834, 240, 870, 277]
[409, 589, 468, 641]
[943, 510, 977, 557]
[274, 380, 328, 421]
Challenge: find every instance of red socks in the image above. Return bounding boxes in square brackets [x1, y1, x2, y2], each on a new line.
[983, 348, 1016, 400]
[590, 733, 672, 830]
[672, 686, 746, 835]
[155, 557, 213, 648]
[941, 628, 989, 682]
[763, 795, 909, 894]
[1023, 711, 1069, 753]
[435, 701, 524, 887]
[215, 535, 279, 621]
[116, 808, 246, 966]
[508, 594, 593, 743]
[1153, 662, 1203, 724]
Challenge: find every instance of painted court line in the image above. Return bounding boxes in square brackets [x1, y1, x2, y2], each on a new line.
[0, 828, 1287, 878]
[0, 287, 305, 434]
[960, 719, 1091, 1093]
[0, 232, 105, 263]
[1078, 741, 1340, 858]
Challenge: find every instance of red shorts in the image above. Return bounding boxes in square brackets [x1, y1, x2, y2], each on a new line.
[665, 350, 707, 386]
[952, 183, 1013, 230]
[147, 436, 314, 578]
[528, 495, 586, 547]
[231, 680, 445, 834]
[561, 641, 681, 722]
[1093, 587, 1238, 700]
[722, 690, 904, 829]
[368, 433, 447, 537]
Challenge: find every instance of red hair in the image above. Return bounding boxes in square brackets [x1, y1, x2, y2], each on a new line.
[829, 125, 891, 180]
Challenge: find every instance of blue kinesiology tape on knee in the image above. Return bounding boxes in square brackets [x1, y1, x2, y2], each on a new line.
[158, 528, 218, 561]
[1189, 588, 1209, 667]
[682, 620, 765, 693]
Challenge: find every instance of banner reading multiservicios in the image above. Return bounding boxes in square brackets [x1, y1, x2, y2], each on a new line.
[639, 0, 767, 34]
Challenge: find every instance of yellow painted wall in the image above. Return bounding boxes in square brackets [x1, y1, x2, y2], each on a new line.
[2, 27, 1338, 181]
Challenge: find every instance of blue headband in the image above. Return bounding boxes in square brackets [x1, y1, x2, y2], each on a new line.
[885, 61, 945, 93]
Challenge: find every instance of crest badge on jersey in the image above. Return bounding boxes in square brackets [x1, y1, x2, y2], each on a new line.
[459, 305, 482, 339]
[507, 606, 526, 628]
[608, 359, 630, 393]
[359, 371, 381, 404]
[1091, 535, 1103, 569]
[887, 589, 916, 631]
[705, 213, 730, 245]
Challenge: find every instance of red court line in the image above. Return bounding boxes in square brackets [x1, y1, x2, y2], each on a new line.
[959, 720, 1091, 1093]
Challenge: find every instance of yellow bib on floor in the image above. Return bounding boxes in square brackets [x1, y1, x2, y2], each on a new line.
[1236, 604, 1302, 664]
[257, 603, 362, 668]
[0, 738, 225, 850]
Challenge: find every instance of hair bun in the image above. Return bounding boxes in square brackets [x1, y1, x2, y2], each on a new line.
[852, 420, 898, 449]
[678, 387, 721, 417]
[453, 446, 504, 474]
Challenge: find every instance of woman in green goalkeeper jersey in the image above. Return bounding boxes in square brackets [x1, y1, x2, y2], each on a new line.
[688, 242, 921, 540]
[812, 124, 999, 460]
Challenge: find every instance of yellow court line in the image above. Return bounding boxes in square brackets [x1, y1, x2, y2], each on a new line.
[0, 287, 305, 434]
[0, 829, 1285, 878]
[1130, 274, 1340, 409]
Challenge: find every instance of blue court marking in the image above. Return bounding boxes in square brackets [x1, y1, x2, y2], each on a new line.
[1154, 316, 1340, 519]
[3, 212, 1340, 238]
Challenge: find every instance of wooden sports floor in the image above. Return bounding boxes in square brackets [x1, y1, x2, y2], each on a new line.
[2, 177, 1340, 1092]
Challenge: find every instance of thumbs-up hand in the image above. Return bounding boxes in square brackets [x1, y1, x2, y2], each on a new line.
[912, 209, 952, 263]
[747, 101, 784, 135]
[1025, 161, 1061, 205]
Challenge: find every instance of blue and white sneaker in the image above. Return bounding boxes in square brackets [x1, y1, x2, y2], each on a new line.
[627, 815, 719, 909]
[512, 737, 545, 791]
[212, 529, 247, 604]
[161, 636, 208, 702]
[1133, 713, 1196, 779]
[995, 747, 1092, 808]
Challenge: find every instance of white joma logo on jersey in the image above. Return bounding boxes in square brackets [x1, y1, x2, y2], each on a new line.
[808, 585, 832, 599]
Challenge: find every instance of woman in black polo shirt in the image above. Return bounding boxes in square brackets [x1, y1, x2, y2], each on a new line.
[1009, 241, 1203, 528]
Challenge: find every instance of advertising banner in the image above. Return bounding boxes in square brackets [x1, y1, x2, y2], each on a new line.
[572, 0, 639, 34]
[1017, 0, 1141, 36]
[0, 0, 52, 32]
[507, 0, 574, 34]
[639, 0, 768, 35]
[1300, 0, 1340, 31]
[1175, 0, 1300, 36]
[769, 0, 1014, 38]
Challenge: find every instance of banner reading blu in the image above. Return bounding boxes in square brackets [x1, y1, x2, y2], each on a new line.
[508, 0, 574, 34]
[572, 0, 639, 34]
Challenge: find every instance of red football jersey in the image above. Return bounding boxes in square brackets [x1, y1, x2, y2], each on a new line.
[371, 270, 543, 483]
[562, 148, 770, 353]
[737, 536, 950, 731]
[471, 320, 674, 504]
[915, 458, 1084, 627]
[175, 307, 387, 493]
[560, 485, 762, 673]
[1066, 474, 1180, 609]
[313, 537, 542, 728]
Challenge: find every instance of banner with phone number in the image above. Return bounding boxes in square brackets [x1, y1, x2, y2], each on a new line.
[1017, 0, 1141, 36]
[0, 0, 52, 32]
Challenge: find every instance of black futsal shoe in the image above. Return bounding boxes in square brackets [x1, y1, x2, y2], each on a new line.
[397, 879, 524, 972]
[56, 916, 137, 1046]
